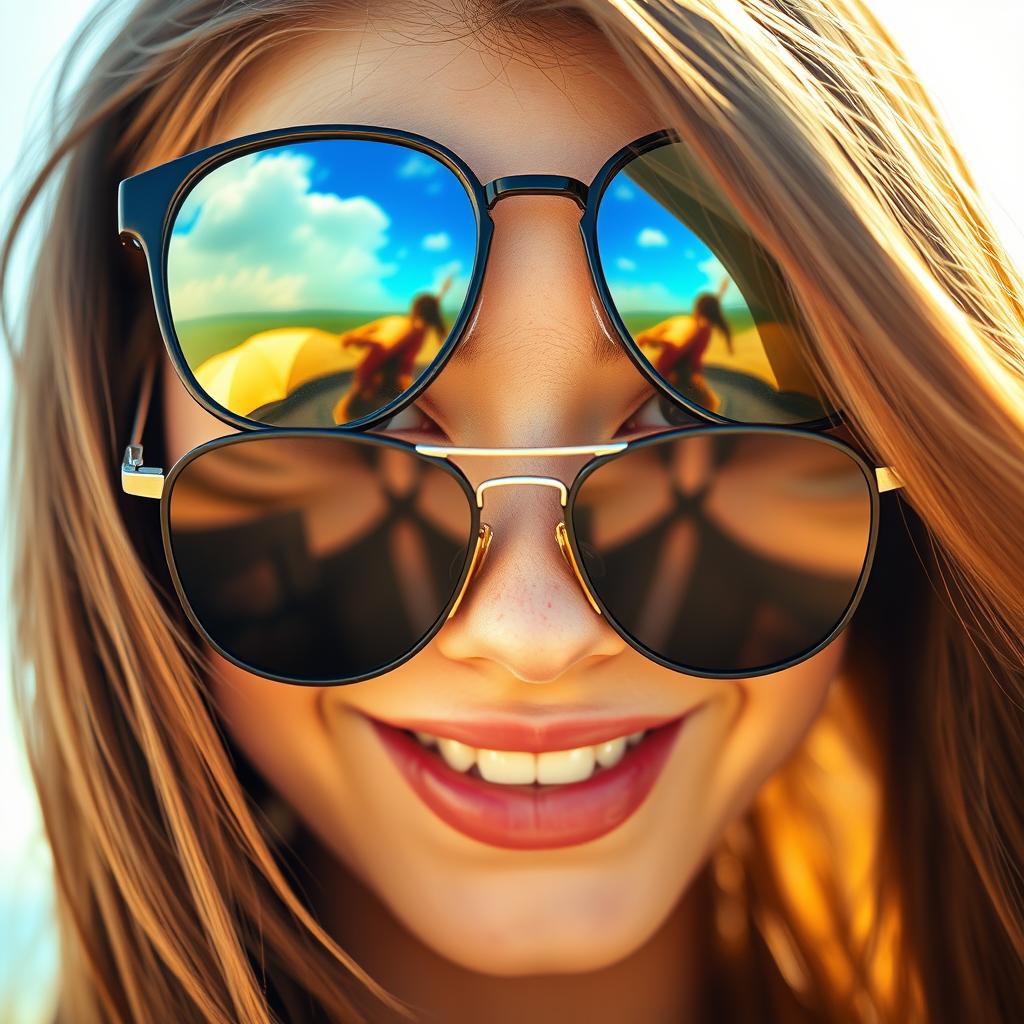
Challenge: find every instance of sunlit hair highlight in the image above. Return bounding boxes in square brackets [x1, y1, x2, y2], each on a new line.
[3, 0, 1023, 1021]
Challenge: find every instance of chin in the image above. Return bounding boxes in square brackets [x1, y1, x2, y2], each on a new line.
[407, 910, 659, 977]
[374, 856, 689, 977]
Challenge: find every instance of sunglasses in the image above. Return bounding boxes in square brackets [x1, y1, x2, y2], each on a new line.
[117, 124, 904, 685]
[118, 124, 845, 432]
[120, 353, 903, 686]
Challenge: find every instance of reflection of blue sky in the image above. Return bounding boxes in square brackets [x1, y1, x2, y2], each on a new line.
[597, 160, 751, 316]
[168, 139, 477, 321]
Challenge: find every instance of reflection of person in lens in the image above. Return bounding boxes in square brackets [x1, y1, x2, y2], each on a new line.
[331, 275, 453, 424]
[637, 278, 734, 414]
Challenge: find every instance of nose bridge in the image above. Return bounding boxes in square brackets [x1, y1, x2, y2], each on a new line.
[419, 443, 627, 624]
[436, 469, 621, 679]
[484, 174, 589, 211]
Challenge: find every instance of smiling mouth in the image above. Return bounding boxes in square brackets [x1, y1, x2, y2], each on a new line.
[366, 711, 695, 850]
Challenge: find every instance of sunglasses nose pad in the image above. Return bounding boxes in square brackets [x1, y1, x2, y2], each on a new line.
[447, 523, 494, 620]
[555, 522, 603, 616]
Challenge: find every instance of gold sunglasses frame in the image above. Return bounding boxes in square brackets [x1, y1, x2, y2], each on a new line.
[121, 350, 904, 652]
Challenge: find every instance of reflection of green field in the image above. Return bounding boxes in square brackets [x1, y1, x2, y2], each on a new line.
[620, 307, 756, 336]
[178, 307, 759, 368]
[175, 308, 467, 368]
[175, 310, 391, 366]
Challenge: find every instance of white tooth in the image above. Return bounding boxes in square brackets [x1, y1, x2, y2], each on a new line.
[593, 736, 627, 768]
[626, 730, 645, 747]
[414, 731, 437, 747]
[477, 748, 536, 785]
[537, 745, 595, 784]
[438, 737, 476, 772]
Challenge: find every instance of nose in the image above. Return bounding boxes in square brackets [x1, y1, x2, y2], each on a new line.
[423, 190, 640, 683]
[435, 482, 626, 683]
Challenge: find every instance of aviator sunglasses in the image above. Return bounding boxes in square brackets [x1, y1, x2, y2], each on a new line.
[118, 124, 904, 684]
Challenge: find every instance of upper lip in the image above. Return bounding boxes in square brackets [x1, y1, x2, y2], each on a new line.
[361, 708, 692, 752]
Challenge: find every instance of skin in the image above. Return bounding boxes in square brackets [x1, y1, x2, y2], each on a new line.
[152, 5, 848, 1019]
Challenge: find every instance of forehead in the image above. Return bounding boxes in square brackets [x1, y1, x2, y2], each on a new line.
[201, 6, 666, 183]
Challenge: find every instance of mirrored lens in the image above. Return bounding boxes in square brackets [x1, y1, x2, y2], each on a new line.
[596, 142, 835, 425]
[167, 138, 478, 427]
[167, 435, 476, 682]
[570, 431, 872, 674]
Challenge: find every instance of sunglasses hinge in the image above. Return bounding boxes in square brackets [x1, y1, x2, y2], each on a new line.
[122, 444, 165, 499]
[875, 465, 903, 492]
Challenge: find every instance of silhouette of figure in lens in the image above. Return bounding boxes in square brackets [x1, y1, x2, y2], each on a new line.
[637, 278, 734, 414]
[332, 275, 453, 424]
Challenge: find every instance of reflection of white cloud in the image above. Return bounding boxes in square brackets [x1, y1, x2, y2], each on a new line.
[422, 231, 451, 252]
[637, 227, 668, 247]
[398, 152, 438, 179]
[607, 281, 676, 311]
[430, 259, 470, 305]
[613, 182, 635, 201]
[169, 151, 397, 318]
[173, 153, 259, 226]
[616, 257, 637, 271]
[697, 253, 731, 293]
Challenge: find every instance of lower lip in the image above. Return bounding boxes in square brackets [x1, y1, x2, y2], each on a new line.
[368, 714, 689, 850]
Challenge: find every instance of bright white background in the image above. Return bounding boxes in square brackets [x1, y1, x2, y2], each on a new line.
[2, 2, 1023, 1021]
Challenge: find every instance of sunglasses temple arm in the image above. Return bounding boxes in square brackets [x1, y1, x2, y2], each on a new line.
[121, 348, 165, 499]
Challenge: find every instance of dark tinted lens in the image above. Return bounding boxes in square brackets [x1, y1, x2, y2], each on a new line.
[167, 435, 475, 682]
[167, 138, 478, 427]
[570, 431, 872, 675]
[596, 142, 834, 425]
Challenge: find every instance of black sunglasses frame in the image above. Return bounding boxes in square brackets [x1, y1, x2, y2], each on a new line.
[150, 423, 883, 687]
[118, 122, 843, 436]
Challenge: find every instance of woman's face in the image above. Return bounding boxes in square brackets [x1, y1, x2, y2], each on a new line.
[158, 6, 846, 976]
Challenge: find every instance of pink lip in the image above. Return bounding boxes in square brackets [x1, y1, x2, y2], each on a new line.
[367, 712, 693, 850]
[365, 711, 685, 753]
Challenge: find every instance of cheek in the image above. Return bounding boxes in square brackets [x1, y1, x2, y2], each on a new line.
[207, 654, 365, 863]
[710, 631, 848, 826]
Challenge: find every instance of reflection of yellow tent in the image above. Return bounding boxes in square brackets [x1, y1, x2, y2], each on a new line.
[195, 318, 445, 417]
[195, 327, 360, 416]
[637, 314, 780, 390]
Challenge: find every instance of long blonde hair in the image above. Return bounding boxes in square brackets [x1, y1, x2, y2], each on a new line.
[4, 1, 1024, 1020]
